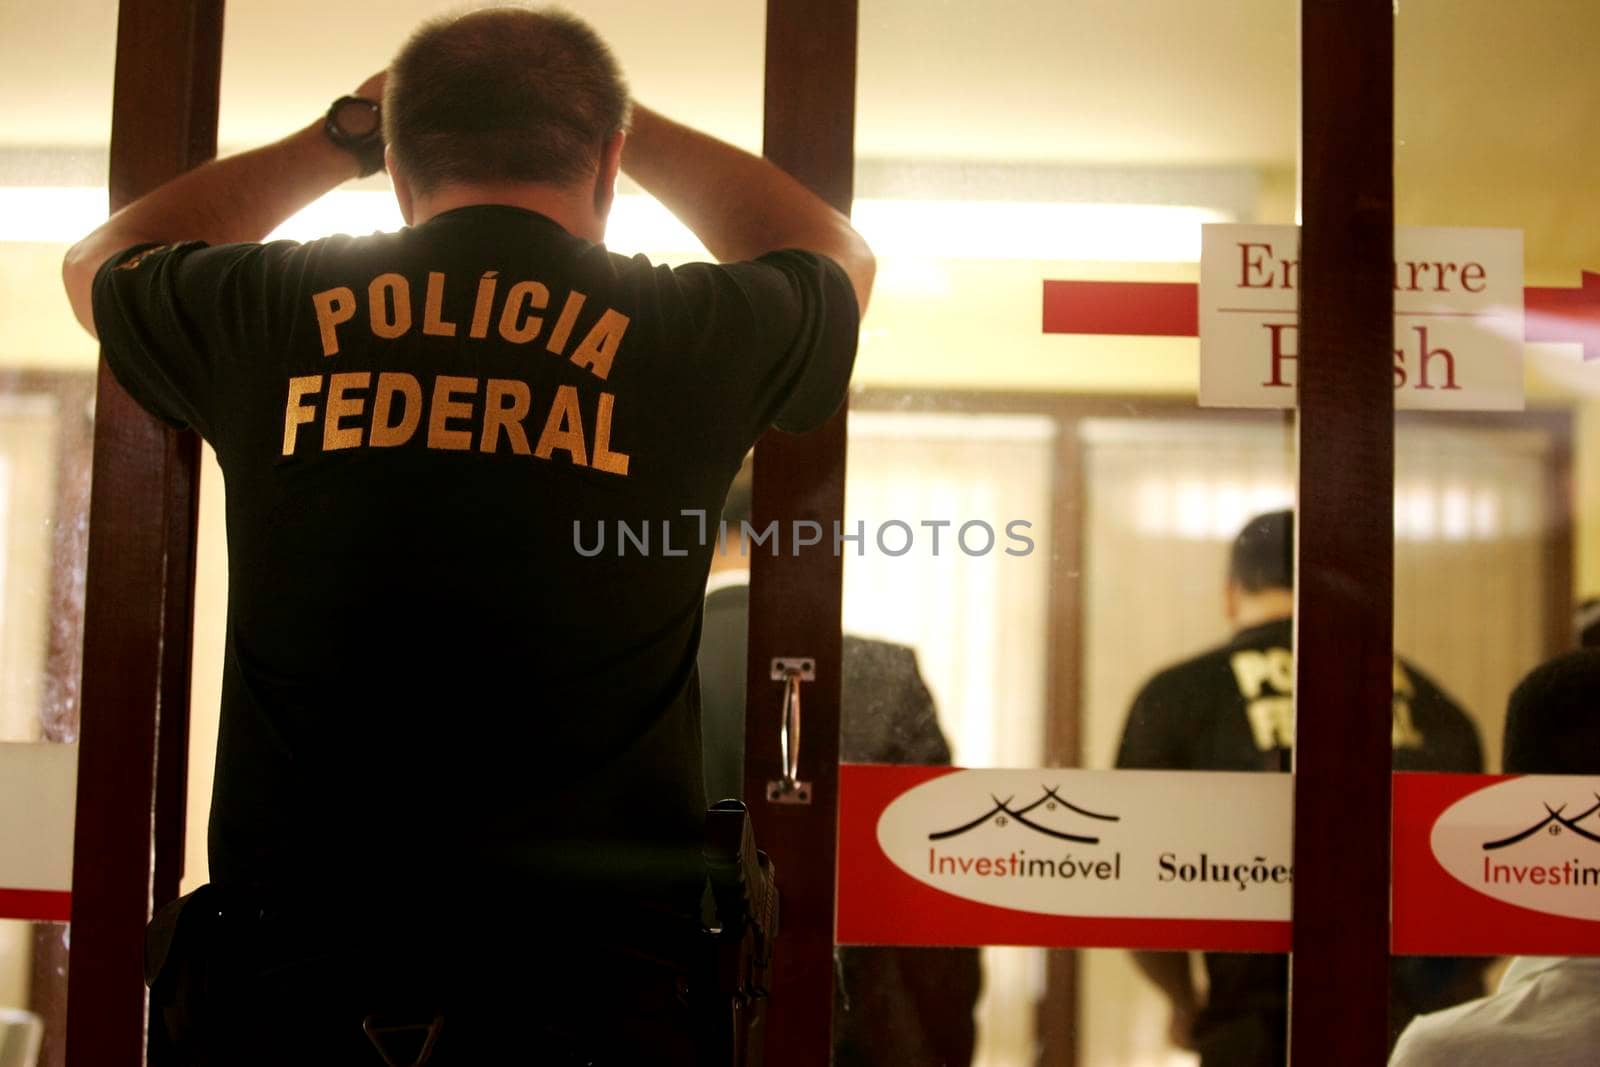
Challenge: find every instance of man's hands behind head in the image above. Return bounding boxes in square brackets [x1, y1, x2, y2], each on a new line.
[354, 70, 387, 104]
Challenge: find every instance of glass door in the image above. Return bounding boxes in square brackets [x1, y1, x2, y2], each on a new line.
[842, 3, 1310, 1063]
[1388, 2, 1600, 1060]
[40, 2, 1456, 1063]
[0, 3, 117, 1064]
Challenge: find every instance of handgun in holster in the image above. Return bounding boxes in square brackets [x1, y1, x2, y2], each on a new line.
[699, 799, 779, 1067]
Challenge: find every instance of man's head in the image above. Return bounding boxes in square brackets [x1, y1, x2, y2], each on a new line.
[1224, 509, 1295, 628]
[384, 6, 630, 233]
[1502, 649, 1600, 775]
[1575, 597, 1600, 649]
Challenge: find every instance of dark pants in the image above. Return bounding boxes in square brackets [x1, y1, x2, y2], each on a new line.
[147, 887, 702, 1066]
[1193, 1010, 1286, 1067]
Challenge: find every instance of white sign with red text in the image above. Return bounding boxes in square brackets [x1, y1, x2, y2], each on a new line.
[837, 764, 1293, 951]
[1395, 773, 1600, 956]
[1199, 224, 1524, 410]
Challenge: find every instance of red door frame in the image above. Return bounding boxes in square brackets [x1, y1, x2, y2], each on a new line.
[1291, 2, 1395, 1063]
[741, 2, 860, 1062]
[65, 1, 220, 1063]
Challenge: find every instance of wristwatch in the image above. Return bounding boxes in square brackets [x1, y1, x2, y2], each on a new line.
[324, 95, 385, 178]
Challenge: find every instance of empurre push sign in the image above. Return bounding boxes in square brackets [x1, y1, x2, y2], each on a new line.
[1198, 223, 1525, 411]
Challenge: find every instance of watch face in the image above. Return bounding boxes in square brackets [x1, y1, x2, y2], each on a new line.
[332, 98, 380, 139]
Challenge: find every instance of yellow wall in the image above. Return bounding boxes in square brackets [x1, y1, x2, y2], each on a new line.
[1575, 397, 1600, 595]
[0, 243, 98, 371]
[857, 257, 1198, 395]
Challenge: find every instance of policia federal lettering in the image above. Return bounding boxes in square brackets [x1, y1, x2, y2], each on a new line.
[286, 269, 631, 472]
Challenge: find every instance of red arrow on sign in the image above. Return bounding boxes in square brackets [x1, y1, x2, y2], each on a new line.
[1526, 272, 1600, 362]
[1044, 274, 1600, 360]
[1042, 280, 1197, 338]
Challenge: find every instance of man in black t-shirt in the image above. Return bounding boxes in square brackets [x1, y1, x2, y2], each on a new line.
[63, 8, 872, 1063]
[1114, 510, 1484, 1066]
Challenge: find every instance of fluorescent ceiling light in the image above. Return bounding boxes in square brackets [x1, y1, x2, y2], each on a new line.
[0, 188, 107, 241]
[0, 187, 1226, 262]
[265, 191, 402, 244]
[1132, 476, 1526, 543]
[852, 199, 1228, 262]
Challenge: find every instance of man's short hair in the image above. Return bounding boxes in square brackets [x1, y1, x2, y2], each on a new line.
[385, 6, 630, 194]
[1575, 596, 1600, 649]
[1502, 649, 1600, 775]
[1229, 509, 1294, 593]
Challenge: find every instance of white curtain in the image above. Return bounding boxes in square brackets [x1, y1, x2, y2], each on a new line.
[1076, 413, 1555, 1067]
[844, 409, 1056, 1067]
[0, 395, 61, 1019]
[841, 406, 1557, 1066]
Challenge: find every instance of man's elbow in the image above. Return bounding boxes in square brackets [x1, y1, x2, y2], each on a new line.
[825, 225, 873, 318]
[849, 240, 876, 317]
[61, 242, 102, 339]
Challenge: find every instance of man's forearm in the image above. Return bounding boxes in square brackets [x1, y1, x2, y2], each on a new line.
[1131, 950, 1198, 1011]
[621, 104, 874, 311]
[130, 120, 357, 239]
[1130, 950, 1201, 1049]
[63, 116, 362, 337]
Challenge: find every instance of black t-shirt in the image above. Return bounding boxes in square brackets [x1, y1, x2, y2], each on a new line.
[1115, 618, 1483, 774]
[91, 206, 858, 909]
[1114, 617, 1484, 1057]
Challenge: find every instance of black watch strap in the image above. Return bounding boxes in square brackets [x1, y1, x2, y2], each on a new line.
[324, 95, 386, 178]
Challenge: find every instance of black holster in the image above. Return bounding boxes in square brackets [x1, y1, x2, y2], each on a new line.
[698, 799, 779, 1067]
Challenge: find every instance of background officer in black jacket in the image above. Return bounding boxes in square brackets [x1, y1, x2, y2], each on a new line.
[1116, 510, 1485, 1065]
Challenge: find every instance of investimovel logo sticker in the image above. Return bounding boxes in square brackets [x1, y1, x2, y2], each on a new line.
[873, 769, 1292, 921]
[1431, 776, 1600, 922]
[929, 786, 1121, 844]
[922, 786, 1124, 884]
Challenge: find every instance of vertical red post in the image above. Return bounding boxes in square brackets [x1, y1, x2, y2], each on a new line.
[65, 1, 221, 1063]
[1292, 0, 1395, 1062]
[745, 1, 857, 1062]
